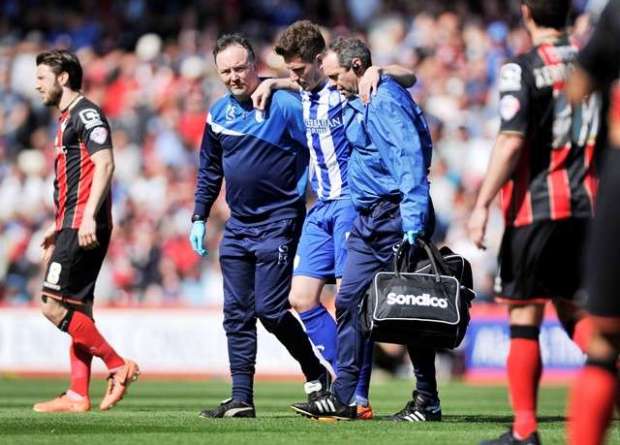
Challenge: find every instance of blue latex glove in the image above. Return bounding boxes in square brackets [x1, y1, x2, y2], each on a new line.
[189, 221, 207, 256]
[403, 230, 417, 245]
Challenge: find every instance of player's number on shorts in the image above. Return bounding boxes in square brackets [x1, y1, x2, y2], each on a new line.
[46, 262, 62, 284]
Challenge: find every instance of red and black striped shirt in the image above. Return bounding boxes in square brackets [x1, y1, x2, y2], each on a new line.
[497, 35, 604, 227]
[53, 96, 113, 230]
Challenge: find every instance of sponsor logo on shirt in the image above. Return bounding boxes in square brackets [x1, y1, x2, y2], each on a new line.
[78, 109, 104, 130]
[304, 117, 343, 135]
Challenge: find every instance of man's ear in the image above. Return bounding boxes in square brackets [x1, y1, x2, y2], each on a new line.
[315, 52, 323, 65]
[57, 71, 69, 87]
[352, 58, 363, 74]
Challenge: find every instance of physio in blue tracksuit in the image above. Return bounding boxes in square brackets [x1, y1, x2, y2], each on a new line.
[189, 34, 330, 418]
[292, 37, 440, 421]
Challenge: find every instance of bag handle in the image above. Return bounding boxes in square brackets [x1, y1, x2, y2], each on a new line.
[419, 238, 451, 275]
[394, 238, 442, 283]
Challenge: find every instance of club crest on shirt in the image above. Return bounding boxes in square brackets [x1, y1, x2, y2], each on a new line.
[90, 126, 108, 145]
[225, 104, 236, 121]
[499, 95, 521, 121]
[329, 91, 341, 107]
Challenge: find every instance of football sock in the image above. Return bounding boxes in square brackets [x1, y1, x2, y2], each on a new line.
[231, 371, 254, 405]
[354, 339, 373, 405]
[508, 325, 541, 439]
[299, 304, 337, 370]
[568, 358, 617, 445]
[69, 341, 92, 397]
[571, 317, 594, 353]
[271, 310, 326, 382]
[67, 311, 125, 371]
[407, 344, 438, 399]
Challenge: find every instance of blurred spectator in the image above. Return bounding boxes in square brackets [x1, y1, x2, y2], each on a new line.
[0, 0, 591, 306]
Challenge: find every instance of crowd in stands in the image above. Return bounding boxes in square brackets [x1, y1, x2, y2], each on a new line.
[0, 0, 593, 306]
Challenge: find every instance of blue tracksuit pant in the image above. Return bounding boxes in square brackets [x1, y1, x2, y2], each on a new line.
[220, 215, 326, 404]
[331, 198, 438, 405]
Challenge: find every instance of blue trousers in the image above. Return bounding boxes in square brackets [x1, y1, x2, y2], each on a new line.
[332, 198, 437, 404]
[220, 216, 325, 403]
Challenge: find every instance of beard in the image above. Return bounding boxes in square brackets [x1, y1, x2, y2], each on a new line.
[43, 82, 63, 107]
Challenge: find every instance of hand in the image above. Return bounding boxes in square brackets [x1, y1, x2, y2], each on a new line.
[403, 230, 417, 245]
[78, 216, 99, 250]
[40, 223, 57, 249]
[468, 206, 489, 250]
[359, 66, 382, 104]
[251, 79, 275, 111]
[42, 244, 55, 267]
[189, 221, 207, 256]
[40, 223, 57, 266]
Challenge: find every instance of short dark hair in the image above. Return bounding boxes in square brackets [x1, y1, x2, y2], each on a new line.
[523, 0, 571, 29]
[36, 49, 83, 90]
[213, 33, 256, 64]
[274, 20, 325, 62]
[329, 37, 372, 71]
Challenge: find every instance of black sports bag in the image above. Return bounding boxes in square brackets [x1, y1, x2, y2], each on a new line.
[361, 238, 475, 349]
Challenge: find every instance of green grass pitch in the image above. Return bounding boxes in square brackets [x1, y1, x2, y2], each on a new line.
[0, 377, 618, 444]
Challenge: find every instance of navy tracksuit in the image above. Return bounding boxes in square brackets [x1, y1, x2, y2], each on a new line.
[332, 76, 437, 405]
[193, 90, 326, 404]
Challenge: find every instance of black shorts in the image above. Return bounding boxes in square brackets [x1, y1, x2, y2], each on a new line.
[42, 228, 111, 304]
[495, 218, 589, 302]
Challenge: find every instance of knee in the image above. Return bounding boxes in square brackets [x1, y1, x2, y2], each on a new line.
[40, 296, 69, 327]
[588, 332, 620, 366]
[289, 290, 317, 313]
[258, 313, 280, 333]
[40, 295, 64, 322]
[508, 303, 544, 326]
[334, 292, 358, 315]
[289, 277, 322, 313]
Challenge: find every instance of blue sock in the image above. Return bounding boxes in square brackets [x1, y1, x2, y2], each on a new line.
[407, 345, 437, 399]
[355, 339, 373, 405]
[231, 372, 254, 404]
[299, 304, 337, 370]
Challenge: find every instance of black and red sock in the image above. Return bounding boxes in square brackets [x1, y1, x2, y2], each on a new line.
[508, 325, 541, 439]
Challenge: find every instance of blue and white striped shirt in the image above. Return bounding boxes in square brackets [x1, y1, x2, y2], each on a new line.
[301, 81, 351, 201]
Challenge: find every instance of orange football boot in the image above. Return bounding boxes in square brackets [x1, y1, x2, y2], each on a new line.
[357, 403, 374, 420]
[99, 360, 140, 411]
[33, 393, 90, 413]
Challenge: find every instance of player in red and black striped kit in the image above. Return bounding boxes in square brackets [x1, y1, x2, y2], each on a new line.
[34, 49, 139, 413]
[566, 1, 620, 443]
[468, 1, 604, 444]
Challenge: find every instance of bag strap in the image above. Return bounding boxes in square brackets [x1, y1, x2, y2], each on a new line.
[420, 239, 450, 276]
[415, 239, 442, 283]
[394, 239, 442, 283]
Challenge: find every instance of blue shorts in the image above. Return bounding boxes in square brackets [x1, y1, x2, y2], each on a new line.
[294, 199, 357, 281]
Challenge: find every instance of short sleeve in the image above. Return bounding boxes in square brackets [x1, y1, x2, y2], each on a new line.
[498, 61, 530, 134]
[75, 107, 113, 155]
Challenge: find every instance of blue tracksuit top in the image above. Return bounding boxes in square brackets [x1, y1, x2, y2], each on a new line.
[343, 75, 433, 234]
[193, 90, 309, 226]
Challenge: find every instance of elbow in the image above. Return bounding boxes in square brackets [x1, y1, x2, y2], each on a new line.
[103, 160, 115, 178]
